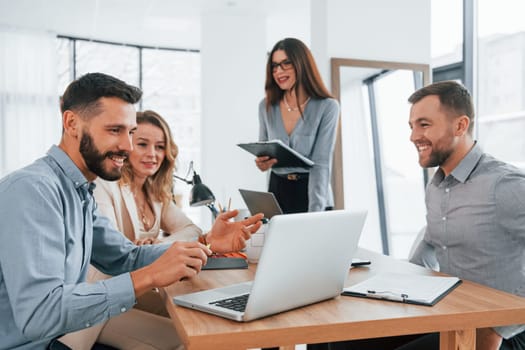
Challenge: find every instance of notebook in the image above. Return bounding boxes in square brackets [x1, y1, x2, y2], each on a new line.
[239, 189, 283, 219]
[342, 273, 462, 306]
[173, 210, 367, 322]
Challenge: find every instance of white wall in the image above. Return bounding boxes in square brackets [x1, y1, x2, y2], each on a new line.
[311, 0, 431, 84]
[200, 12, 267, 228]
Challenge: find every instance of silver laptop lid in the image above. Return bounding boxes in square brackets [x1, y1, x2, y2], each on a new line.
[243, 210, 367, 321]
[172, 210, 367, 322]
[239, 189, 283, 219]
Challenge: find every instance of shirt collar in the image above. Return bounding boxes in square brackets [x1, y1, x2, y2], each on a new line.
[431, 142, 482, 185]
[449, 141, 483, 183]
[47, 145, 90, 190]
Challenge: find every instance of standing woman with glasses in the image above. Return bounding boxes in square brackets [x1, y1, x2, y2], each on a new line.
[255, 37, 340, 214]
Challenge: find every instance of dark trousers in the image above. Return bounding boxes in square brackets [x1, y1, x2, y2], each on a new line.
[47, 339, 72, 350]
[502, 330, 525, 350]
[311, 329, 525, 350]
[306, 334, 430, 350]
[269, 172, 309, 214]
[265, 173, 309, 350]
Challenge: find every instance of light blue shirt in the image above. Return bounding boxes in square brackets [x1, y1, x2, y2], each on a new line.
[411, 143, 525, 339]
[0, 146, 168, 350]
[258, 98, 340, 211]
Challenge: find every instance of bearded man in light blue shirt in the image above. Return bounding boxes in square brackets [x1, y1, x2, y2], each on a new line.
[0, 72, 262, 350]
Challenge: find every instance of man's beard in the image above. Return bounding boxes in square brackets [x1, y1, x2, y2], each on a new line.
[79, 131, 128, 181]
[424, 146, 454, 168]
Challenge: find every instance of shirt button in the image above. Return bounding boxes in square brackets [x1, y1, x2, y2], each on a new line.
[120, 307, 127, 313]
[445, 188, 450, 193]
[442, 217, 447, 221]
[442, 245, 447, 250]
[85, 322, 91, 328]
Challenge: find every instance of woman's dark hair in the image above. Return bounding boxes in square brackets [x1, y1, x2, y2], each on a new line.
[265, 38, 332, 113]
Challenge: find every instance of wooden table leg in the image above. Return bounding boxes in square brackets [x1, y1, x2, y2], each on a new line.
[440, 329, 475, 350]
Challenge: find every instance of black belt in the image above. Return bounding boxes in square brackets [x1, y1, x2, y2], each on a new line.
[273, 172, 309, 181]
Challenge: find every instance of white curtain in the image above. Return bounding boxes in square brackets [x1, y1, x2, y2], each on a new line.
[0, 26, 60, 176]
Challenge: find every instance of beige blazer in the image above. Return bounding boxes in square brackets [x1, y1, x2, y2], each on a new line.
[93, 179, 202, 243]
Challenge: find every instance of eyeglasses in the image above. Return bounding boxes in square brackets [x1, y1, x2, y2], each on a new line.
[271, 59, 293, 72]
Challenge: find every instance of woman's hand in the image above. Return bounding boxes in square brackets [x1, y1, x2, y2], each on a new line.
[255, 156, 278, 171]
[206, 210, 264, 253]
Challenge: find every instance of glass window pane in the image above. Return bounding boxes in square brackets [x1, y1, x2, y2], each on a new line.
[75, 41, 139, 86]
[431, 0, 463, 66]
[374, 70, 426, 259]
[477, 0, 525, 166]
[340, 75, 383, 255]
[57, 38, 72, 95]
[142, 49, 201, 222]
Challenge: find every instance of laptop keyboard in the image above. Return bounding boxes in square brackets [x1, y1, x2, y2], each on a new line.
[209, 293, 250, 312]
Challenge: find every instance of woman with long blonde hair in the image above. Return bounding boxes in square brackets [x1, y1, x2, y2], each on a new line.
[95, 109, 201, 244]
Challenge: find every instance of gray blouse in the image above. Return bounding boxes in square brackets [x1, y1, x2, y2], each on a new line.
[258, 97, 340, 211]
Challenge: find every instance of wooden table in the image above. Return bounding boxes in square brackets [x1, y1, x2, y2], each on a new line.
[162, 248, 525, 350]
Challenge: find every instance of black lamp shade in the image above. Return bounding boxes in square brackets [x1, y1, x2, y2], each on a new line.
[189, 174, 215, 207]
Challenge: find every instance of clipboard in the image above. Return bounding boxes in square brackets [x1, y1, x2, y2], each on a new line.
[342, 273, 462, 306]
[237, 140, 314, 168]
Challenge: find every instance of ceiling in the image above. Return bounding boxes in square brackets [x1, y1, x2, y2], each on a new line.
[0, 0, 308, 49]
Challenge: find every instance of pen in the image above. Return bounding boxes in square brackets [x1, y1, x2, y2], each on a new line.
[227, 197, 231, 211]
[366, 290, 409, 302]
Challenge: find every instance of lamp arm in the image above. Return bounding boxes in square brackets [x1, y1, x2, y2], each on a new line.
[173, 174, 193, 185]
[207, 203, 219, 218]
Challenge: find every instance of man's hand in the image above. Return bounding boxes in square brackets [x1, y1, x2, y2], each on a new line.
[476, 328, 502, 350]
[206, 210, 264, 253]
[255, 156, 277, 171]
[130, 241, 212, 296]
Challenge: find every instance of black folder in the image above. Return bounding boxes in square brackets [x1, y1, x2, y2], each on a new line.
[202, 257, 248, 270]
[237, 140, 314, 168]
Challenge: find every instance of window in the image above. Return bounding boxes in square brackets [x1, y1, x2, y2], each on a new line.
[337, 60, 429, 259]
[372, 70, 427, 258]
[57, 37, 202, 223]
[477, 0, 525, 167]
[432, 0, 525, 168]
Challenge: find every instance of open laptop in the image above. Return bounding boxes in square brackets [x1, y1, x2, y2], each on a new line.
[173, 210, 367, 322]
[239, 188, 283, 219]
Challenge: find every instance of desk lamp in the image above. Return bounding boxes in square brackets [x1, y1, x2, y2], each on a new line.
[173, 162, 219, 218]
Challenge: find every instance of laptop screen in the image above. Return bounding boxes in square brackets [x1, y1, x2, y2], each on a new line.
[238, 189, 283, 219]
